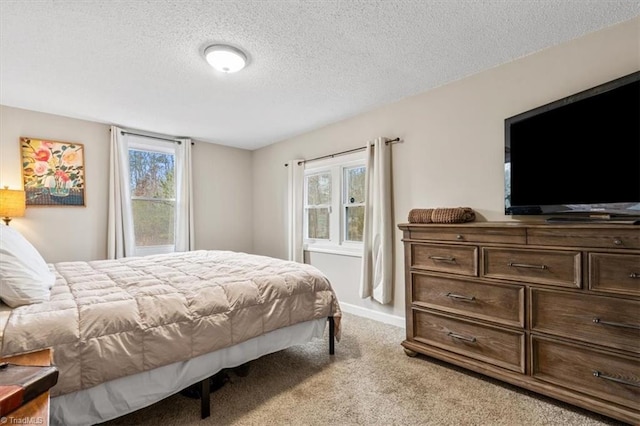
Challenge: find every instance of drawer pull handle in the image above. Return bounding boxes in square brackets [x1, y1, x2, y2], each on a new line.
[613, 239, 623, 245]
[629, 272, 640, 279]
[592, 371, 640, 388]
[447, 332, 476, 343]
[446, 292, 476, 301]
[592, 318, 640, 330]
[429, 256, 455, 262]
[508, 262, 548, 270]
[456, 234, 464, 240]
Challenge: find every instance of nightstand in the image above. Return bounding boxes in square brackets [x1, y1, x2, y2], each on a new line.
[0, 349, 58, 426]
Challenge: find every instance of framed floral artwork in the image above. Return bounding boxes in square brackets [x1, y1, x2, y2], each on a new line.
[20, 137, 85, 206]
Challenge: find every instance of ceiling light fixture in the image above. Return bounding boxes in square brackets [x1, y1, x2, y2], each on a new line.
[204, 44, 247, 73]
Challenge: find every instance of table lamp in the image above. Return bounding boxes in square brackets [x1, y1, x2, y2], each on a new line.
[0, 186, 26, 225]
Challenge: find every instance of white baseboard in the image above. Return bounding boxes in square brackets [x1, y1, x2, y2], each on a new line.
[339, 302, 405, 328]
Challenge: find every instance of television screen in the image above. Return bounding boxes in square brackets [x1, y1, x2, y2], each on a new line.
[505, 71, 640, 218]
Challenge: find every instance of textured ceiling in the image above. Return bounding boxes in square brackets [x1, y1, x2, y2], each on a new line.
[1, 1, 639, 150]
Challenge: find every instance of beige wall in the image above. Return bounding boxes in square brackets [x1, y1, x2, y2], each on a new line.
[0, 106, 110, 262]
[0, 106, 253, 262]
[251, 18, 640, 319]
[192, 141, 253, 253]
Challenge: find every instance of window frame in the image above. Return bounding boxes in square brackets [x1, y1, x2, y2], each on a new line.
[127, 138, 177, 256]
[303, 151, 366, 257]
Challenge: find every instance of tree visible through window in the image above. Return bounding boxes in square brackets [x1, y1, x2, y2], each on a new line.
[305, 172, 331, 239]
[344, 166, 365, 242]
[129, 148, 175, 248]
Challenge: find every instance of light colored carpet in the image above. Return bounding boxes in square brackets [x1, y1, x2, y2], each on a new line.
[100, 313, 624, 426]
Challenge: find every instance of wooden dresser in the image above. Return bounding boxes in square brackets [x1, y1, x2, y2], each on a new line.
[398, 222, 639, 424]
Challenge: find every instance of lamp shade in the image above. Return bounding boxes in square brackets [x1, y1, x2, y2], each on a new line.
[0, 187, 26, 224]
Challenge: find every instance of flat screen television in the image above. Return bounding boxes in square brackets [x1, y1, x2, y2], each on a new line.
[504, 71, 640, 220]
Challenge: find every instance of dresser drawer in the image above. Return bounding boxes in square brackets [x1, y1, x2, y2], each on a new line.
[413, 309, 525, 373]
[528, 227, 640, 250]
[589, 253, 640, 296]
[530, 288, 640, 353]
[532, 336, 640, 410]
[411, 272, 524, 328]
[411, 243, 478, 276]
[482, 247, 581, 288]
[409, 226, 526, 245]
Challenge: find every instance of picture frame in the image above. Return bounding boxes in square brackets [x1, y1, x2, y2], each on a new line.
[20, 137, 86, 206]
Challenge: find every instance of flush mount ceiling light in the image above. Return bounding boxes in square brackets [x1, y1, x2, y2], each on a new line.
[204, 44, 247, 73]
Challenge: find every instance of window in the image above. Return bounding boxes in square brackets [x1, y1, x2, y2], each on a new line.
[128, 139, 176, 256]
[343, 165, 365, 242]
[305, 171, 331, 240]
[303, 152, 366, 256]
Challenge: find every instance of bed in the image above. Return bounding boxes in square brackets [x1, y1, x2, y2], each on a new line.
[0, 227, 341, 426]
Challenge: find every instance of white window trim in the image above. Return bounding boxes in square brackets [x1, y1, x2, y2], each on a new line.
[128, 138, 177, 257]
[303, 151, 365, 257]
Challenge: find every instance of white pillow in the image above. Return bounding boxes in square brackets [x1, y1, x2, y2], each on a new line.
[0, 225, 54, 308]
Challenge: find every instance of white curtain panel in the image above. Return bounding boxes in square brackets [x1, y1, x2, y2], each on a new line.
[107, 126, 135, 259]
[359, 137, 393, 304]
[175, 138, 194, 252]
[286, 159, 305, 262]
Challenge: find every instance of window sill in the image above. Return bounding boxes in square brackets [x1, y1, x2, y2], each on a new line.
[304, 246, 362, 258]
[135, 245, 175, 257]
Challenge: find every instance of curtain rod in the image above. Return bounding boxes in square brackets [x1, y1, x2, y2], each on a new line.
[120, 130, 194, 145]
[284, 137, 400, 167]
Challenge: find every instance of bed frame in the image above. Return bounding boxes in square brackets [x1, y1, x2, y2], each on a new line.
[196, 316, 336, 419]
